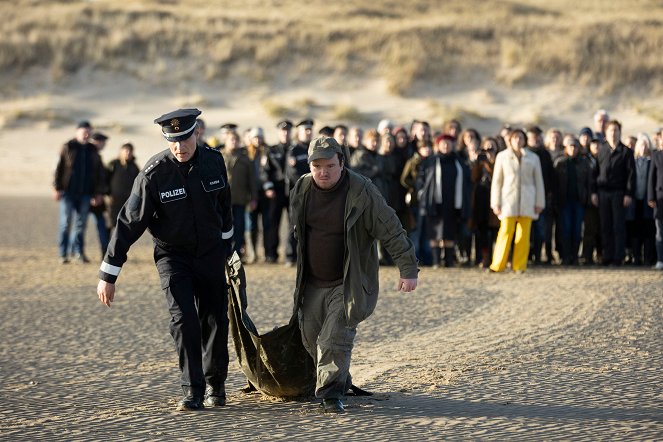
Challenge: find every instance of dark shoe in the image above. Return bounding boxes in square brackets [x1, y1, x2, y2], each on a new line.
[75, 254, 90, 264]
[203, 386, 226, 408]
[175, 388, 204, 411]
[60, 257, 70, 264]
[321, 398, 345, 413]
[264, 256, 278, 264]
[239, 382, 257, 394]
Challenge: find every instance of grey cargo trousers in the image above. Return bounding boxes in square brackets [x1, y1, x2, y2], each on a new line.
[299, 283, 356, 399]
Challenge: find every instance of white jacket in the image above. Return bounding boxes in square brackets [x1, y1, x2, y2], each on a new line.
[490, 148, 545, 220]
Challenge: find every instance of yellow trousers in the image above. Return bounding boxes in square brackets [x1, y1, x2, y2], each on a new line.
[490, 216, 532, 272]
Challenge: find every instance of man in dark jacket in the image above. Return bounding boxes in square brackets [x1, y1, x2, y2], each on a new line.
[594, 120, 636, 265]
[647, 146, 663, 269]
[553, 139, 595, 265]
[284, 119, 314, 265]
[290, 137, 418, 413]
[53, 121, 105, 263]
[96, 108, 234, 411]
[107, 143, 140, 228]
[526, 125, 555, 264]
[261, 120, 292, 263]
[89, 132, 111, 259]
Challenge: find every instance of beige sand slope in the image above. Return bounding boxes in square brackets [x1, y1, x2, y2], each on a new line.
[0, 197, 661, 440]
[1, 71, 662, 197]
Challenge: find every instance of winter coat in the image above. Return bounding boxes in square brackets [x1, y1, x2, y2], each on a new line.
[490, 147, 545, 220]
[553, 155, 595, 209]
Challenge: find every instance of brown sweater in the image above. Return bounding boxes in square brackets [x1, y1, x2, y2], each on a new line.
[305, 171, 349, 287]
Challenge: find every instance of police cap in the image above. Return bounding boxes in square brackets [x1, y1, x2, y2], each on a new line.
[308, 136, 342, 162]
[91, 132, 108, 142]
[154, 108, 201, 142]
[220, 123, 238, 133]
[296, 119, 314, 129]
[276, 120, 293, 130]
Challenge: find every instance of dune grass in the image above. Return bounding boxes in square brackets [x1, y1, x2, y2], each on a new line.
[1, 0, 662, 96]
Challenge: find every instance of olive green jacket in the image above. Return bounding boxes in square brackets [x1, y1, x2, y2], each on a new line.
[290, 169, 418, 327]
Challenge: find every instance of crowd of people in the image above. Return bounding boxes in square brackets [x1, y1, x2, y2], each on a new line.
[54, 109, 663, 271]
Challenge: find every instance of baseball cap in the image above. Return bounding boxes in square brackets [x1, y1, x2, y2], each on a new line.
[308, 137, 342, 162]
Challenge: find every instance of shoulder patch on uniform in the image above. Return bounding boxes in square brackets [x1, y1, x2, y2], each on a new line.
[143, 160, 161, 175]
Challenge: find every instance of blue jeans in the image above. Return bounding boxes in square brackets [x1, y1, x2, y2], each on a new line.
[408, 208, 432, 266]
[91, 210, 110, 257]
[530, 212, 546, 262]
[560, 201, 585, 243]
[655, 218, 663, 263]
[58, 193, 91, 258]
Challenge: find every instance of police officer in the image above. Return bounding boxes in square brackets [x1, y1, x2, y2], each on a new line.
[284, 119, 314, 265]
[261, 120, 292, 263]
[96, 108, 234, 411]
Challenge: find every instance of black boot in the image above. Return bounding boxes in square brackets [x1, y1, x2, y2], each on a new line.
[444, 247, 456, 268]
[561, 239, 572, 265]
[250, 229, 259, 263]
[321, 398, 345, 413]
[203, 385, 226, 408]
[176, 387, 204, 411]
[431, 247, 441, 269]
[571, 240, 580, 265]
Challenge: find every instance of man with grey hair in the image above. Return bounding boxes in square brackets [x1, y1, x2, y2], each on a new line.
[593, 109, 609, 143]
[289, 136, 418, 413]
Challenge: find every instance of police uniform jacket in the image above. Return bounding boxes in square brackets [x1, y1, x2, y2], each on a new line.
[285, 142, 310, 193]
[261, 143, 288, 194]
[99, 146, 233, 283]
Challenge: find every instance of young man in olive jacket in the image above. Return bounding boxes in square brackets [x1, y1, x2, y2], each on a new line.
[289, 137, 418, 413]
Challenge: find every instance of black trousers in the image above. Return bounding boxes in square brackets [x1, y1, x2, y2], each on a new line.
[154, 244, 229, 393]
[599, 190, 626, 264]
[582, 205, 601, 263]
[264, 191, 288, 260]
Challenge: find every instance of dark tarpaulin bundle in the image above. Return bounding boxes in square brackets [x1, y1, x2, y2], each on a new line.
[225, 253, 316, 398]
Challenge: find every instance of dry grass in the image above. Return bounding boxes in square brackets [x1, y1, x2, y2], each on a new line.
[1, 0, 662, 96]
[0, 106, 80, 129]
[331, 103, 367, 123]
[427, 100, 488, 127]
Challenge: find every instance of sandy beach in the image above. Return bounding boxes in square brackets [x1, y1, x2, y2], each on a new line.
[1, 1, 663, 437]
[0, 196, 661, 440]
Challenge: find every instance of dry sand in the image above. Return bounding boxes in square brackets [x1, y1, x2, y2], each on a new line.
[0, 196, 661, 440]
[1, 68, 662, 440]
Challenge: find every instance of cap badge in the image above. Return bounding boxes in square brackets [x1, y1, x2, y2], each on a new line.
[170, 119, 180, 130]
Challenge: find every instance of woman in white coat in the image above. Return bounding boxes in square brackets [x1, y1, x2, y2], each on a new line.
[489, 129, 545, 272]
